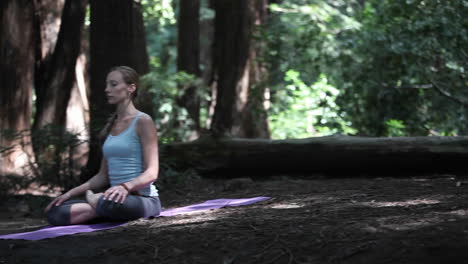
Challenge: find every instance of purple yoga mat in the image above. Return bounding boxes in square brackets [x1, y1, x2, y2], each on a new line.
[0, 196, 270, 241]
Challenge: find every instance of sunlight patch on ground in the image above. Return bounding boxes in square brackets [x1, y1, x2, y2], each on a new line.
[361, 199, 440, 208]
[150, 213, 220, 228]
[267, 195, 332, 210]
[269, 202, 304, 209]
[375, 215, 444, 231]
[443, 209, 468, 217]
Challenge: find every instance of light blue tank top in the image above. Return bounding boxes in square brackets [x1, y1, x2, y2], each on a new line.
[102, 112, 158, 197]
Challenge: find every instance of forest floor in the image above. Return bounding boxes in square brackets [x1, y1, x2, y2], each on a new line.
[1, 173, 468, 264]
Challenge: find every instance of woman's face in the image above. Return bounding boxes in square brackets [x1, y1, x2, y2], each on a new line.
[105, 71, 134, 104]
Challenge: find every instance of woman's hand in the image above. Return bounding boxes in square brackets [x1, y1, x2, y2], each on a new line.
[44, 192, 72, 212]
[103, 185, 129, 204]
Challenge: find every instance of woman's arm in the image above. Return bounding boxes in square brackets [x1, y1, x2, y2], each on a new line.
[45, 158, 109, 211]
[122, 114, 159, 190]
[68, 158, 110, 197]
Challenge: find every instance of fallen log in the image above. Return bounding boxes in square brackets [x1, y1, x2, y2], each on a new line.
[160, 135, 468, 176]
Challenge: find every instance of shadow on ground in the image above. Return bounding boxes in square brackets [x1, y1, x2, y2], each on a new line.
[1, 174, 468, 263]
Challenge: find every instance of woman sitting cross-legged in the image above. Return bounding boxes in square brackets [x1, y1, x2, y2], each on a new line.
[45, 66, 161, 225]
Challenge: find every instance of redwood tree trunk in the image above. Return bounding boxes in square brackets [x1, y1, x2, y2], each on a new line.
[177, 0, 201, 132]
[200, 1, 215, 129]
[0, 0, 36, 175]
[33, 0, 88, 131]
[84, 0, 151, 179]
[210, 0, 269, 138]
[241, 0, 269, 138]
[34, 0, 64, 64]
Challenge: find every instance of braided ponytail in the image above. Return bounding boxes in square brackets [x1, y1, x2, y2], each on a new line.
[99, 112, 118, 140]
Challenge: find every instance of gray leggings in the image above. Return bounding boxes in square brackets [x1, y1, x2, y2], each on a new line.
[46, 195, 161, 226]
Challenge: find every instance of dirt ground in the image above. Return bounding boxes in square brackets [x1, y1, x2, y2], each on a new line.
[2, 174, 468, 264]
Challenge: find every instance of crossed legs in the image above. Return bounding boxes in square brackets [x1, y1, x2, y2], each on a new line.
[46, 191, 161, 226]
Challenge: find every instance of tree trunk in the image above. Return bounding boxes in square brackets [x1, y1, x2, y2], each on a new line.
[210, 0, 269, 138]
[177, 0, 201, 133]
[241, 0, 269, 138]
[84, 0, 151, 180]
[33, 0, 88, 131]
[0, 0, 36, 175]
[161, 136, 468, 176]
[34, 0, 65, 63]
[200, 1, 215, 129]
[65, 47, 90, 183]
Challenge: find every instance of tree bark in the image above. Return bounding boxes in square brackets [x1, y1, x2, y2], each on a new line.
[177, 0, 201, 132]
[33, 0, 88, 131]
[161, 136, 468, 176]
[34, 0, 65, 63]
[65, 48, 90, 183]
[0, 0, 36, 175]
[200, 1, 215, 129]
[210, 0, 269, 138]
[241, 0, 269, 138]
[84, 0, 151, 180]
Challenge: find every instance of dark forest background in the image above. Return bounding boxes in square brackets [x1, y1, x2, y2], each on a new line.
[0, 0, 466, 193]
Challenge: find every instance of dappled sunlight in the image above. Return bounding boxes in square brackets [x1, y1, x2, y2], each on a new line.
[444, 209, 468, 218]
[157, 213, 220, 226]
[375, 215, 445, 232]
[269, 202, 305, 209]
[266, 195, 334, 210]
[361, 199, 440, 208]
[147, 207, 240, 229]
[367, 207, 468, 233]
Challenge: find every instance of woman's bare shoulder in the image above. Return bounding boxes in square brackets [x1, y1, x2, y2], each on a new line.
[136, 112, 157, 133]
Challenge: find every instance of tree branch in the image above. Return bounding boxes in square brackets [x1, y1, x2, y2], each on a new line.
[430, 80, 468, 108]
[392, 81, 468, 108]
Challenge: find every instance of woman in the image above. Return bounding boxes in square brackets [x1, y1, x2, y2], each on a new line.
[45, 66, 161, 225]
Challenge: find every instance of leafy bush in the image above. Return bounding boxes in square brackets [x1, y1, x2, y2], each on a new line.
[266, 0, 467, 137]
[141, 68, 206, 143]
[269, 70, 355, 138]
[31, 125, 86, 190]
[0, 126, 86, 194]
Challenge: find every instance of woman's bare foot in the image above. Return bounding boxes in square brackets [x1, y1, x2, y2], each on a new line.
[85, 190, 103, 208]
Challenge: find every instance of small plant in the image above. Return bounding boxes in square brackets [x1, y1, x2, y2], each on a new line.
[31, 125, 87, 190]
[0, 126, 87, 195]
[386, 119, 406, 137]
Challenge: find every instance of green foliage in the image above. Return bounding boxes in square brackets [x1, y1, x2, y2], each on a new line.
[141, 70, 205, 143]
[141, 0, 176, 26]
[0, 127, 85, 192]
[330, 0, 467, 136]
[31, 125, 85, 189]
[266, 0, 467, 137]
[266, 0, 362, 138]
[386, 119, 406, 137]
[269, 70, 355, 138]
[142, 0, 178, 74]
[139, 0, 467, 139]
[265, 0, 361, 86]
[142, 0, 208, 142]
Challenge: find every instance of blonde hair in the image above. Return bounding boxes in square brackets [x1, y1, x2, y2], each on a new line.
[99, 66, 140, 140]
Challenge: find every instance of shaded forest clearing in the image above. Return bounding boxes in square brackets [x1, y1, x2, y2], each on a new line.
[2, 175, 468, 263]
